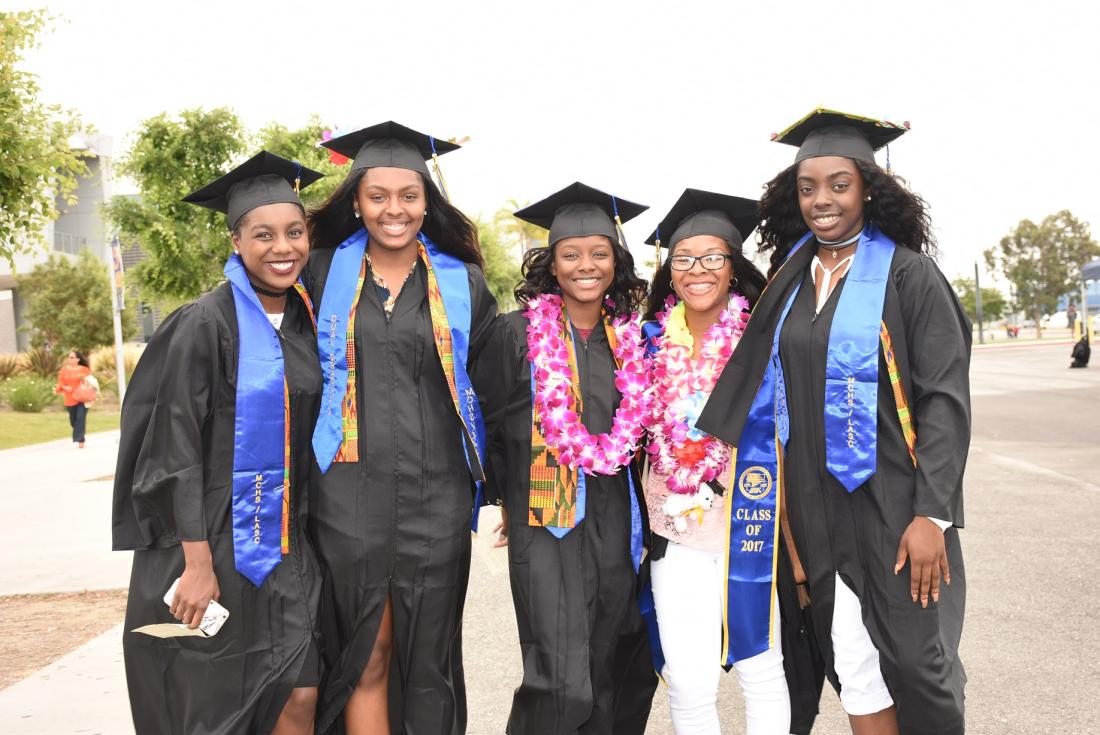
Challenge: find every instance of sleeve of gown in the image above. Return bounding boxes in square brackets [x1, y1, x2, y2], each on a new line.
[131, 302, 222, 542]
[478, 315, 524, 507]
[899, 256, 972, 526]
[465, 264, 499, 376]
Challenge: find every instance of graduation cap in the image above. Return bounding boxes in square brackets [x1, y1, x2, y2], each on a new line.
[644, 188, 759, 253]
[772, 108, 910, 167]
[182, 150, 324, 230]
[513, 181, 648, 247]
[320, 120, 460, 198]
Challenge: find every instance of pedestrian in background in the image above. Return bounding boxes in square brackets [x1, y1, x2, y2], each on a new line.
[55, 349, 91, 447]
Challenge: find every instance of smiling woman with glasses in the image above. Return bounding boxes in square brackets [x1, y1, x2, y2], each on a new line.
[639, 189, 785, 735]
[668, 252, 734, 271]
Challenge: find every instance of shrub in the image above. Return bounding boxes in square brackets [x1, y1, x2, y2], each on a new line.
[21, 346, 63, 378]
[1, 376, 57, 413]
[0, 354, 20, 380]
[89, 344, 145, 397]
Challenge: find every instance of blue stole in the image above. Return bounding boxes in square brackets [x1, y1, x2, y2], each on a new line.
[225, 255, 286, 587]
[529, 325, 643, 572]
[311, 229, 488, 523]
[723, 225, 896, 663]
[312, 227, 367, 473]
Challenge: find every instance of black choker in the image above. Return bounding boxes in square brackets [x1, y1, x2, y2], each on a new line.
[249, 281, 288, 298]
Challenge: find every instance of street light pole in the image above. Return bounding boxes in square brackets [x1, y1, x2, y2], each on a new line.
[974, 261, 984, 344]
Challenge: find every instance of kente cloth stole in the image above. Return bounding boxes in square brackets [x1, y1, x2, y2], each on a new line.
[333, 257, 367, 463]
[527, 313, 608, 531]
[225, 254, 290, 587]
[880, 324, 917, 466]
[313, 229, 488, 513]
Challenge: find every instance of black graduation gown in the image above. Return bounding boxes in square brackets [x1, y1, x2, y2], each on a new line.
[482, 310, 657, 735]
[302, 250, 497, 735]
[112, 283, 323, 735]
[699, 244, 970, 735]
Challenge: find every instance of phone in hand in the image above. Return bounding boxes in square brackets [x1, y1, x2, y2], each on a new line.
[163, 578, 230, 637]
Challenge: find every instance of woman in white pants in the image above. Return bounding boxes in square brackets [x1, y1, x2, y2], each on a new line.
[640, 189, 789, 735]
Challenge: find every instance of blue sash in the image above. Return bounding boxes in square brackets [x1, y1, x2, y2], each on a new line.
[312, 228, 368, 473]
[821, 226, 895, 490]
[421, 234, 489, 492]
[311, 229, 488, 527]
[722, 226, 895, 662]
[225, 255, 286, 587]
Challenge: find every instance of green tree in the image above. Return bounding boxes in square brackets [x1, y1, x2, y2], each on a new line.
[493, 199, 545, 257]
[0, 10, 87, 265]
[984, 210, 1100, 336]
[16, 249, 137, 352]
[951, 278, 1007, 323]
[256, 116, 348, 207]
[105, 107, 246, 301]
[476, 217, 523, 309]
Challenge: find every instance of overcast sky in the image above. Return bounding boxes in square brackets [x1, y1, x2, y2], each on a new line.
[7, 0, 1099, 280]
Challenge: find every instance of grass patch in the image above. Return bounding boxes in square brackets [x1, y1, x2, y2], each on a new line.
[0, 409, 120, 450]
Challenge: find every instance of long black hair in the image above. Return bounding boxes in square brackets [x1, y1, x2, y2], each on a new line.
[514, 237, 648, 320]
[642, 245, 767, 322]
[757, 159, 936, 278]
[71, 349, 89, 368]
[307, 168, 483, 267]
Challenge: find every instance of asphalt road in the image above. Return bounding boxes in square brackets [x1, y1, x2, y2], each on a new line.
[461, 341, 1100, 734]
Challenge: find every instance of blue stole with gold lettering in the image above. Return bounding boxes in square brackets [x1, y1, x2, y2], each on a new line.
[723, 225, 895, 663]
[226, 255, 286, 587]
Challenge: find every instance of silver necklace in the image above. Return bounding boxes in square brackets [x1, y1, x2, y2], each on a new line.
[817, 230, 863, 259]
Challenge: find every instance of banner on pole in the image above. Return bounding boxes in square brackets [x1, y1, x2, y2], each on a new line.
[110, 237, 125, 311]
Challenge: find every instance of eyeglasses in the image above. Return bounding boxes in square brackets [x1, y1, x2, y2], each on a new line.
[668, 253, 732, 271]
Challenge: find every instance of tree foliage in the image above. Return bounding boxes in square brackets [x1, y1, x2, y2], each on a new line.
[256, 116, 348, 207]
[104, 107, 247, 301]
[15, 249, 137, 352]
[107, 111, 355, 301]
[984, 210, 1100, 335]
[476, 217, 523, 309]
[951, 278, 1007, 323]
[0, 10, 87, 265]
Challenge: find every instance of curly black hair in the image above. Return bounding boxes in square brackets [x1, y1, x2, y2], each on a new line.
[307, 168, 483, 267]
[514, 237, 648, 320]
[642, 246, 767, 322]
[757, 159, 936, 278]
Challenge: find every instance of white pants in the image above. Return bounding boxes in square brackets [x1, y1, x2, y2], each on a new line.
[651, 541, 791, 735]
[830, 573, 894, 715]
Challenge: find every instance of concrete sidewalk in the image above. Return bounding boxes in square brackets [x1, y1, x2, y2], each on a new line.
[0, 625, 131, 734]
[0, 430, 131, 595]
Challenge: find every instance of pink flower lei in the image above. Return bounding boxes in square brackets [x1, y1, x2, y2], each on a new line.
[646, 292, 749, 494]
[525, 293, 650, 475]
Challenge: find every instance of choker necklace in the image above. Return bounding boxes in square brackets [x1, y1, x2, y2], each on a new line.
[817, 229, 863, 259]
[250, 281, 288, 298]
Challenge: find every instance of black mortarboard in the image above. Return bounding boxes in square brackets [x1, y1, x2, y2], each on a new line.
[320, 121, 460, 178]
[513, 182, 647, 247]
[644, 189, 759, 255]
[772, 108, 909, 165]
[182, 151, 323, 230]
